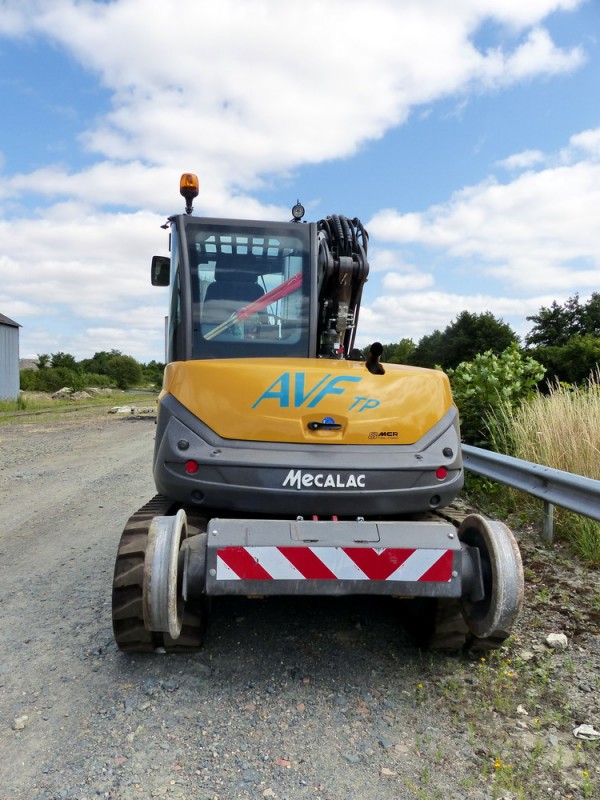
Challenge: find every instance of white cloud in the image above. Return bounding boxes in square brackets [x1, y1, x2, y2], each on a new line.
[0, 4, 31, 35]
[369, 134, 600, 293]
[567, 127, 600, 160]
[72, 326, 167, 363]
[496, 149, 546, 170]
[0, 296, 47, 320]
[368, 247, 427, 273]
[0, 161, 290, 220]
[382, 272, 435, 292]
[483, 26, 584, 87]
[350, 246, 436, 301]
[0, 208, 170, 359]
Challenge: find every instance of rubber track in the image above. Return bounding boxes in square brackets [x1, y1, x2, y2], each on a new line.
[427, 598, 511, 652]
[111, 496, 206, 653]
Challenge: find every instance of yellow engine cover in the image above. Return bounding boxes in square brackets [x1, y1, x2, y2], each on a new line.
[162, 358, 454, 445]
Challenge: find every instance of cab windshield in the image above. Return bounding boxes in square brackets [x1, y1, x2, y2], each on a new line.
[184, 220, 311, 359]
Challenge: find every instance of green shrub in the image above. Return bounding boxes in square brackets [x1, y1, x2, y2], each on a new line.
[80, 372, 111, 388]
[447, 344, 545, 447]
[528, 334, 600, 386]
[105, 355, 143, 390]
[19, 367, 85, 393]
[19, 369, 40, 392]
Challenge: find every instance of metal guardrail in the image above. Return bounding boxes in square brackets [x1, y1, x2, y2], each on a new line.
[461, 444, 600, 543]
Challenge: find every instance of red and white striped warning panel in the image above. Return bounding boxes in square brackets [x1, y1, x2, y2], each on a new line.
[216, 546, 453, 582]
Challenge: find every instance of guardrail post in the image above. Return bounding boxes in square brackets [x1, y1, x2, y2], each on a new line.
[542, 501, 554, 544]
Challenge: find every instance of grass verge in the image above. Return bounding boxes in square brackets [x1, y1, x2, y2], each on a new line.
[485, 379, 600, 567]
[0, 390, 157, 422]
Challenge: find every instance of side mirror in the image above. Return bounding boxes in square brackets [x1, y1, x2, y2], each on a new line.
[151, 255, 170, 286]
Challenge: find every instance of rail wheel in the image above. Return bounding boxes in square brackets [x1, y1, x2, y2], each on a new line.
[405, 514, 524, 652]
[457, 514, 524, 648]
[112, 497, 207, 653]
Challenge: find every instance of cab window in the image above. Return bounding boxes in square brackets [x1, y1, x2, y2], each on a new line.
[185, 221, 310, 359]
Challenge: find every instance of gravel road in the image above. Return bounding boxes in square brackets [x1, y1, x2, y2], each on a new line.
[0, 411, 598, 800]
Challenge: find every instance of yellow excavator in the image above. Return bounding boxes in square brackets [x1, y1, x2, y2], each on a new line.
[111, 173, 523, 653]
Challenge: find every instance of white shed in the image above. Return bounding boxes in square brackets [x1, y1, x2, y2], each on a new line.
[0, 314, 21, 399]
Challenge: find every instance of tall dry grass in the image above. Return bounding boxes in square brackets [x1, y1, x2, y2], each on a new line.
[490, 373, 600, 565]
[492, 377, 600, 479]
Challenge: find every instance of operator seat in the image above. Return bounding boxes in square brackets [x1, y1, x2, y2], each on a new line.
[202, 257, 265, 336]
[204, 258, 264, 307]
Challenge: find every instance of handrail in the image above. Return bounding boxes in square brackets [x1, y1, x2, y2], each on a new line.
[461, 444, 600, 543]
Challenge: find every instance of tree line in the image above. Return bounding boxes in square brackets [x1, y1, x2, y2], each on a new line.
[20, 350, 164, 392]
[369, 292, 600, 386]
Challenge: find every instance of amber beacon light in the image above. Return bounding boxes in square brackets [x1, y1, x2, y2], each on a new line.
[180, 173, 199, 214]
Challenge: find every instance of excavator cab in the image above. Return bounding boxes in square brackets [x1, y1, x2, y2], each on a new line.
[165, 217, 312, 359]
[154, 173, 369, 364]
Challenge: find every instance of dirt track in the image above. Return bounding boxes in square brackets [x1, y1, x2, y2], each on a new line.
[0, 411, 598, 800]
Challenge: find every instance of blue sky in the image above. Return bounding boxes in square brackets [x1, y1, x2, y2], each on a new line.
[1, 0, 599, 363]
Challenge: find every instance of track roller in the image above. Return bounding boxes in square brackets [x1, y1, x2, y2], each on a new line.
[404, 513, 524, 651]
